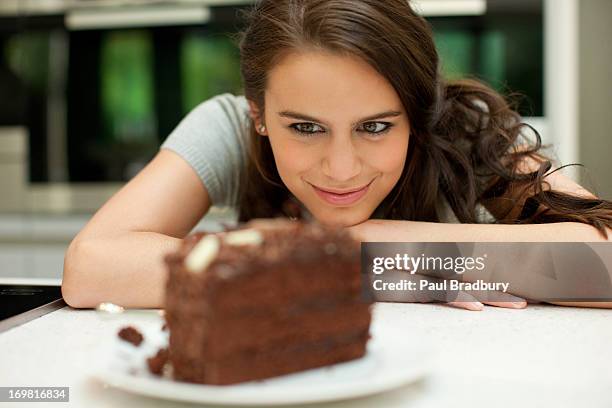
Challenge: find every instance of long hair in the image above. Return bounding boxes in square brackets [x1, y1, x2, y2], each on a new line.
[235, 0, 612, 238]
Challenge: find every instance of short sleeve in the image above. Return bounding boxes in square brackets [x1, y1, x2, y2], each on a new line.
[160, 93, 251, 207]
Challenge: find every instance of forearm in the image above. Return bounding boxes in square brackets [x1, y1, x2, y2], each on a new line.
[352, 220, 611, 243]
[62, 231, 182, 309]
[352, 220, 612, 307]
[549, 301, 612, 308]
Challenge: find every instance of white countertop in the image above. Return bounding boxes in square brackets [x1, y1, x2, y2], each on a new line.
[1, 300, 611, 407]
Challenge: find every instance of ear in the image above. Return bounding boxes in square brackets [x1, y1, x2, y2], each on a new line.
[248, 100, 267, 135]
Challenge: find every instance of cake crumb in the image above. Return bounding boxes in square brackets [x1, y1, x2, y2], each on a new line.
[147, 347, 169, 375]
[117, 326, 143, 346]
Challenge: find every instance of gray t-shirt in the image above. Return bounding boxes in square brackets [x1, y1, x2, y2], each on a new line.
[161, 93, 250, 208]
[160, 93, 494, 223]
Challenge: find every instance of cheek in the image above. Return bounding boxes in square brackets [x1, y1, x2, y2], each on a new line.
[365, 136, 408, 175]
[268, 136, 317, 180]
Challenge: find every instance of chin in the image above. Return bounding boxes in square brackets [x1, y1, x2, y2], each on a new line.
[309, 208, 370, 228]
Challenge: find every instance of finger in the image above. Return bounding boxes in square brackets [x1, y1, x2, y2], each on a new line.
[482, 300, 527, 309]
[447, 301, 484, 311]
[461, 287, 527, 309]
[479, 290, 527, 308]
[446, 291, 484, 311]
[475, 291, 527, 308]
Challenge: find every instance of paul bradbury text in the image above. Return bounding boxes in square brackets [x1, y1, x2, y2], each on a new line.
[372, 278, 510, 293]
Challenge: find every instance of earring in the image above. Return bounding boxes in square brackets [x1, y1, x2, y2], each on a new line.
[259, 125, 267, 134]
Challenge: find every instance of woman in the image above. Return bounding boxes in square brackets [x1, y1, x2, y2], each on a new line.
[61, 0, 612, 310]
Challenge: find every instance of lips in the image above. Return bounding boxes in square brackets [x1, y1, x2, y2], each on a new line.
[310, 180, 373, 206]
[316, 183, 370, 195]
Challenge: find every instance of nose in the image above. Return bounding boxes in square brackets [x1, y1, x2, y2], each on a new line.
[321, 135, 362, 182]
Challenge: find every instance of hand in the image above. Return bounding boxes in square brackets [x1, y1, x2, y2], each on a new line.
[445, 284, 527, 311]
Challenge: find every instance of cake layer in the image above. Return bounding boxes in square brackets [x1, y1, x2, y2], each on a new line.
[171, 330, 369, 385]
[168, 299, 371, 359]
[165, 259, 365, 316]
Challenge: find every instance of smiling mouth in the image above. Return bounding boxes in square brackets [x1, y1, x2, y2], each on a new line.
[309, 179, 375, 206]
[313, 181, 373, 195]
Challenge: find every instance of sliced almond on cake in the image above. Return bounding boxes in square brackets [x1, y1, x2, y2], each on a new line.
[224, 229, 264, 246]
[185, 235, 220, 273]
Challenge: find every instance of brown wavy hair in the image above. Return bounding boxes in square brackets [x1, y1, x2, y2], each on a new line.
[235, 0, 612, 238]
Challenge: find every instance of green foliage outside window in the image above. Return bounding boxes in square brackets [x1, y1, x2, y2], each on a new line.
[181, 33, 243, 114]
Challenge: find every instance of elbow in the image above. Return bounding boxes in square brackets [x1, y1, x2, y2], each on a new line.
[61, 237, 99, 309]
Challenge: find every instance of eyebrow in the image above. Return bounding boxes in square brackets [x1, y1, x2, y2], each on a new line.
[277, 110, 402, 127]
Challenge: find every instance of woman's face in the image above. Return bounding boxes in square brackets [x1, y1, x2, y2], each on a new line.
[252, 50, 410, 227]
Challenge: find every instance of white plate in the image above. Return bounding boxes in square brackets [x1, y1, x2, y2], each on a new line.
[92, 320, 433, 406]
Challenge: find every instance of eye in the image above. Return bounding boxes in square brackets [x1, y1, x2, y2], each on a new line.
[358, 122, 394, 135]
[289, 122, 325, 135]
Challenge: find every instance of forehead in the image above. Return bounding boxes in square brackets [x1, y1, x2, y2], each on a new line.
[265, 50, 404, 118]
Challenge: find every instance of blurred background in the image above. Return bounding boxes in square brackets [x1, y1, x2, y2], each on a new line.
[0, 0, 610, 279]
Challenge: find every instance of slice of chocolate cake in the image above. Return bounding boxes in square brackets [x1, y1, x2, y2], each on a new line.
[163, 220, 372, 385]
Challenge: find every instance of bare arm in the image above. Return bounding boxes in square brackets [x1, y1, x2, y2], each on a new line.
[350, 220, 611, 309]
[352, 218, 611, 243]
[61, 149, 211, 309]
[482, 148, 612, 308]
[349, 153, 612, 308]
